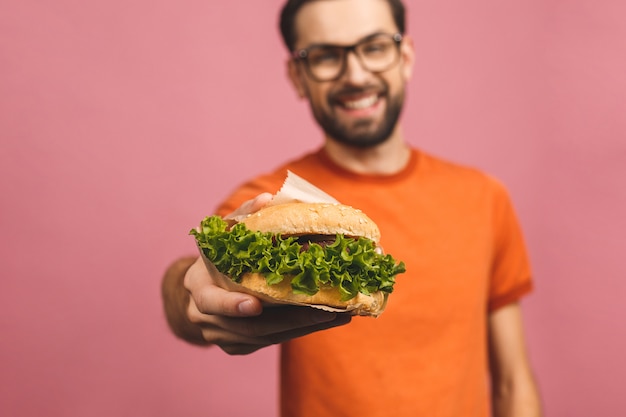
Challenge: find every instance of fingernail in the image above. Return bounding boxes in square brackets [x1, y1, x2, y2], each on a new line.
[238, 299, 257, 315]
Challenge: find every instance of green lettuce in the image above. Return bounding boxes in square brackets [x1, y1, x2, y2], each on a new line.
[191, 216, 406, 301]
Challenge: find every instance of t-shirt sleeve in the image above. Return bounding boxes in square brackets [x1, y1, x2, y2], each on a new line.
[488, 179, 534, 311]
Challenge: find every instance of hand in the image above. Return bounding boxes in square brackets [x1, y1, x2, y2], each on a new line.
[184, 193, 352, 355]
[184, 258, 351, 355]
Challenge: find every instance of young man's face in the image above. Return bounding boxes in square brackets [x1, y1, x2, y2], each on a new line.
[288, 0, 414, 148]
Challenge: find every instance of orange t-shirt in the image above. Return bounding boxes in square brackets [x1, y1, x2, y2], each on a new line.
[215, 148, 533, 417]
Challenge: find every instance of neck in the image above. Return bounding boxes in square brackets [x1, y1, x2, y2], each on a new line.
[323, 127, 411, 175]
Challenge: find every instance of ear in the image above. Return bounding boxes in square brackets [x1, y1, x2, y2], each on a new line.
[287, 59, 308, 99]
[398, 34, 416, 82]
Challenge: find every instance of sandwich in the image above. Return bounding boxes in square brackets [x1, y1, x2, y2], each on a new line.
[191, 202, 406, 317]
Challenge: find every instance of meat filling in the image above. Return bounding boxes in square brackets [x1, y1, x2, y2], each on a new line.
[293, 234, 337, 251]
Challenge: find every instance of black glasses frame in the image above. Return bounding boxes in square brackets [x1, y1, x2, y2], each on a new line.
[292, 32, 403, 82]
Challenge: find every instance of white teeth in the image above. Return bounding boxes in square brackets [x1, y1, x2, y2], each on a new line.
[343, 95, 378, 109]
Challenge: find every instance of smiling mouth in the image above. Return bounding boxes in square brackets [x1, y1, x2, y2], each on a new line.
[334, 92, 382, 112]
[341, 94, 380, 109]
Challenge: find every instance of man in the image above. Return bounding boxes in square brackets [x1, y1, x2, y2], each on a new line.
[162, 0, 542, 416]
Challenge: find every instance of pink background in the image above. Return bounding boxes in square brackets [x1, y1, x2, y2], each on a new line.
[1, 0, 624, 416]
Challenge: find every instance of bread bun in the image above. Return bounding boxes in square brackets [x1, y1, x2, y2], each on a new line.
[240, 202, 381, 243]
[196, 202, 396, 317]
[231, 202, 386, 316]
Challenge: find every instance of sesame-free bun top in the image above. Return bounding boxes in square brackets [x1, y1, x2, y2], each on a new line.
[240, 202, 381, 243]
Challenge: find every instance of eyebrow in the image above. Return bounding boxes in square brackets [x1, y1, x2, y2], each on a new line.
[296, 31, 391, 52]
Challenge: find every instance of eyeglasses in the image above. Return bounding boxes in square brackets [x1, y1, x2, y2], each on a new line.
[292, 33, 403, 82]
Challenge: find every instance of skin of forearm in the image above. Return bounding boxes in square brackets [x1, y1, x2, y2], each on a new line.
[491, 371, 542, 417]
[161, 256, 210, 346]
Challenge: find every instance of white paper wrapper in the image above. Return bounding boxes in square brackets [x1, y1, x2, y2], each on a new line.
[225, 171, 339, 223]
[267, 170, 339, 206]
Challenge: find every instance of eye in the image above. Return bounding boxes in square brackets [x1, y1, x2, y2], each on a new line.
[361, 39, 392, 56]
[307, 47, 342, 66]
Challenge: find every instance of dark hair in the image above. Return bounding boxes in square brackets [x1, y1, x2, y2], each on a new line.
[279, 0, 406, 51]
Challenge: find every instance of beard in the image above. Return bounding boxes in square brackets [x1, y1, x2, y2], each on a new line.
[309, 84, 405, 149]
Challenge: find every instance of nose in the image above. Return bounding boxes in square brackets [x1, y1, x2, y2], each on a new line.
[341, 50, 370, 85]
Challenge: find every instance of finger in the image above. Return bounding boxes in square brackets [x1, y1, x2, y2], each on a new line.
[263, 312, 352, 344]
[185, 258, 263, 318]
[212, 305, 349, 339]
[224, 192, 273, 220]
[188, 285, 263, 320]
[247, 192, 273, 211]
[214, 313, 353, 355]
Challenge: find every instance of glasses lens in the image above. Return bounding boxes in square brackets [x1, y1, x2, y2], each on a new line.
[357, 36, 399, 72]
[299, 34, 401, 81]
[306, 46, 344, 81]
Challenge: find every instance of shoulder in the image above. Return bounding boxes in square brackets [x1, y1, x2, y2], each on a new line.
[417, 150, 509, 197]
